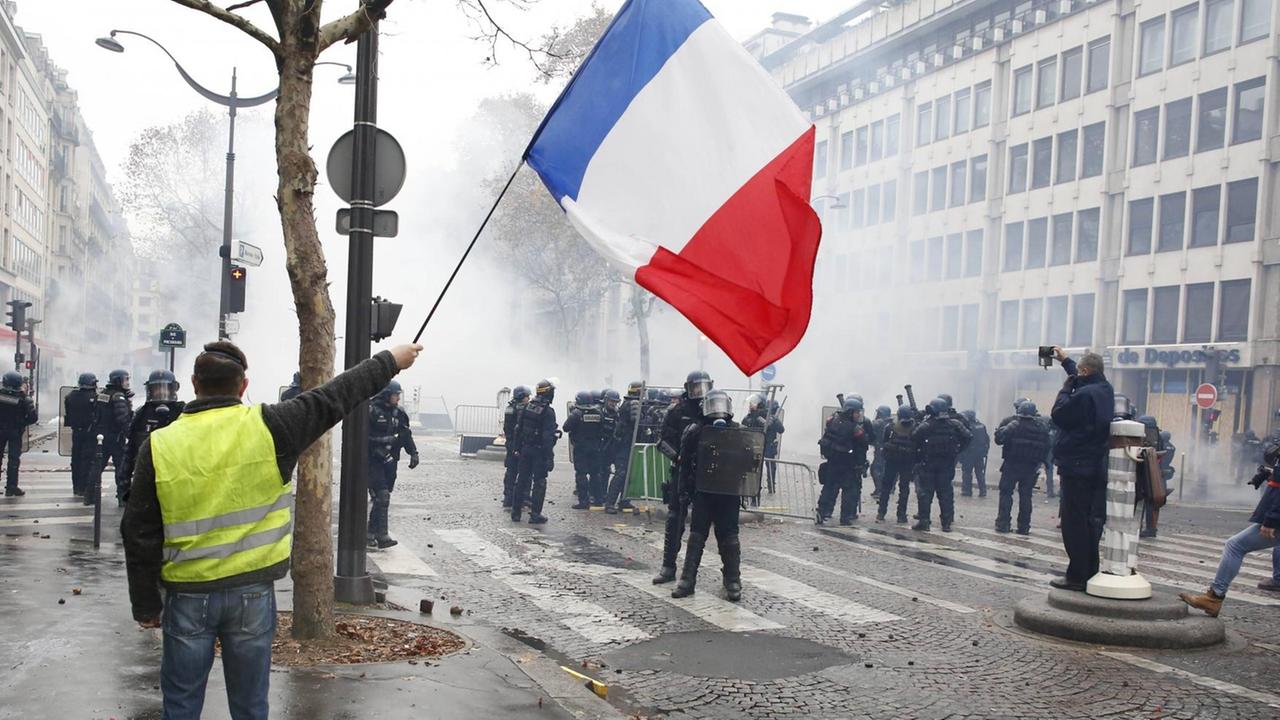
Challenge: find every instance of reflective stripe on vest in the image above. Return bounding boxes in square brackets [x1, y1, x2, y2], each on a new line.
[151, 404, 291, 584]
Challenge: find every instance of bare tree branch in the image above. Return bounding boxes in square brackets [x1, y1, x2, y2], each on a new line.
[167, 0, 282, 53]
[457, 0, 561, 76]
[225, 0, 263, 12]
[318, 0, 395, 51]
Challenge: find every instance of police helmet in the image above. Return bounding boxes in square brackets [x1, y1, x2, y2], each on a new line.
[536, 379, 556, 402]
[512, 385, 532, 402]
[937, 394, 954, 409]
[575, 390, 593, 406]
[961, 409, 977, 423]
[897, 405, 917, 422]
[108, 369, 130, 389]
[602, 388, 621, 408]
[926, 398, 947, 417]
[1159, 430, 1171, 443]
[291, 371, 302, 386]
[702, 389, 732, 420]
[77, 372, 98, 389]
[378, 380, 403, 401]
[144, 370, 179, 402]
[591, 390, 602, 403]
[876, 405, 892, 420]
[1, 372, 22, 390]
[1137, 415, 1159, 430]
[685, 370, 713, 400]
[748, 394, 766, 412]
[1014, 396, 1031, 412]
[842, 397, 864, 415]
[626, 381, 644, 398]
[844, 393, 864, 405]
[1017, 401, 1038, 417]
[1113, 394, 1134, 420]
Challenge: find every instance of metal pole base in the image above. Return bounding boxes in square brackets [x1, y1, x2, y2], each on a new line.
[1087, 571, 1153, 600]
[334, 572, 376, 605]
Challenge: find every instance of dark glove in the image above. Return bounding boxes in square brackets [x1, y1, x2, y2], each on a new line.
[408, 454, 420, 469]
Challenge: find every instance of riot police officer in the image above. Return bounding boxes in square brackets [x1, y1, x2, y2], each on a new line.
[959, 409, 990, 498]
[817, 397, 873, 524]
[281, 372, 303, 401]
[742, 394, 784, 494]
[64, 372, 100, 496]
[119, 370, 185, 502]
[652, 371, 711, 583]
[0, 372, 36, 496]
[912, 398, 971, 532]
[512, 379, 558, 524]
[877, 405, 918, 524]
[368, 380, 419, 548]
[501, 385, 531, 510]
[672, 390, 751, 602]
[597, 389, 621, 506]
[870, 405, 892, 498]
[92, 369, 134, 506]
[604, 381, 644, 514]
[563, 391, 606, 510]
[993, 402, 1050, 534]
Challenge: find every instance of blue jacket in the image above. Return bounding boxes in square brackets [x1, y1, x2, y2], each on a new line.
[1050, 358, 1114, 476]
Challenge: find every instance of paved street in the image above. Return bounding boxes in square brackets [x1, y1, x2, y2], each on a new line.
[4, 434, 1280, 719]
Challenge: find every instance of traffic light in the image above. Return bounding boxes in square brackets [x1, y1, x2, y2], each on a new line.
[370, 296, 402, 341]
[5, 300, 30, 333]
[228, 266, 247, 313]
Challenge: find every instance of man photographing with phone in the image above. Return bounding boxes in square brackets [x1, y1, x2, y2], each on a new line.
[1046, 346, 1114, 592]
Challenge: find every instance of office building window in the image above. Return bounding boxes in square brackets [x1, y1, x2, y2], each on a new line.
[1203, 0, 1234, 55]
[883, 179, 897, 220]
[1184, 282, 1213, 342]
[935, 95, 951, 140]
[1170, 4, 1199, 66]
[910, 240, 925, 282]
[1151, 285, 1180, 343]
[1128, 198, 1154, 255]
[941, 305, 960, 350]
[970, 154, 988, 202]
[1225, 178, 1257, 244]
[1013, 65, 1033, 115]
[814, 140, 827, 178]
[1241, 0, 1271, 43]
[1081, 122, 1105, 178]
[1046, 296, 1069, 346]
[1132, 108, 1159, 166]
[1009, 143, 1028, 192]
[855, 126, 869, 166]
[1139, 18, 1165, 76]
[836, 192, 851, 229]
[954, 87, 971, 133]
[1158, 192, 1186, 252]
[1218, 279, 1250, 341]
[840, 130, 854, 171]
[1051, 213, 1073, 266]
[1071, 293, 1095, 346]
[1004, 221, 1024, 272]
[999, 300, 1019, 349]
[961, 304, 980, 350]
[866, 184, 881, 226]
[1022, 299, 1043, 347]
[885, 114, 900, 156]
[913, 171, 929, 215]
[1031, 137, 1052, 188]
[870, 120, 884, 161]
[1077, 207, 1099, 262]
[1061, 47, 1083, 101]
[1122, 289, 1148, 344]
[945, 233, 964, 279]
[931, 166, 947, 211]
[1197, 87, 1227, 151]
[927, 235, 944, 280]
[964, 229, 983, 277]
[1026, 217, 1048, 268]
[1190, 185, 1221, 247]
[1056, 130, 1078, 184]
[974, 81, 992, 127]
[950, 161, 967, 208]
[1232, 77, 1265, 144]
[1163, 97, 1192, 159]
[852, 189, 865, 228]
[1037, 58, 1057, 109]
[917, 102, 933, 146]
[1087, 37, 1110, 93]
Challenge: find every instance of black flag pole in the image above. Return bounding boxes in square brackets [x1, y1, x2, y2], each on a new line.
[411, 162, 523, 344]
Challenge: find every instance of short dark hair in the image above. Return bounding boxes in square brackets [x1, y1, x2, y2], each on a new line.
[193, 341, 248, 396]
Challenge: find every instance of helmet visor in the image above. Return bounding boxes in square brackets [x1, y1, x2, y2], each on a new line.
[702, 392, 731, 418]
[686, 379, 713, 399]
[146, 382, 177, 402]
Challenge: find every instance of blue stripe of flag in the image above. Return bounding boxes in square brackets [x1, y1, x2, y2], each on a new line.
[525, 0, 712, 204]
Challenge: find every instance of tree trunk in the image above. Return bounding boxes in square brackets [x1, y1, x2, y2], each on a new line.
[275, 36, 337, 641]
[631, 285, 650, 382]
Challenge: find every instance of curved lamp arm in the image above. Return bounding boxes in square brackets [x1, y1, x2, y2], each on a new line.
[107, 29, 278, 108]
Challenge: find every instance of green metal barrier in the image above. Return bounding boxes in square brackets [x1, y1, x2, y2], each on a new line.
[625, 443, 668, 501]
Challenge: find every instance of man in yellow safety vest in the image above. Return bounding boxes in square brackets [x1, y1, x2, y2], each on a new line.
[121, 340, 421, 719]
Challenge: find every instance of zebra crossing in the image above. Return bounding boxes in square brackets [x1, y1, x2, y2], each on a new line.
[0, 474, 97, 529]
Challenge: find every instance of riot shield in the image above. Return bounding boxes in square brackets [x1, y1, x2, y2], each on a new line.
[58, 386, 74, 456]
[695, 425, 764, 496]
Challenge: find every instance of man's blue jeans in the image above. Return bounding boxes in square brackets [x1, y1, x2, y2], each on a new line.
[161, 582, 276, 720]
[1211, 525, 1280, 597]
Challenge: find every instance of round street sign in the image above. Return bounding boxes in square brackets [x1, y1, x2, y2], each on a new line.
[761, 364, 777, 382]
[1194, 383, 1218, 409]
[325, 128, 407, 207]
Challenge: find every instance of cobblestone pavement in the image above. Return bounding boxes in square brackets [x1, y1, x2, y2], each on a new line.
[7, 434, 1280, 719]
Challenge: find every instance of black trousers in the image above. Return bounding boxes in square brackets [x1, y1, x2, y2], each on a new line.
[604, 446, 632, 507]
[368, 457, 399, 537]
[100, 437, 127, 501]
[961, 456, 987, 495]
[572, 452, 600, 504]
[70, 430, 96, 494]
[996, 462, 1038, 531]
[502, 450, 519, 506]
[514, 449, 549, 517]
[877, 459, 913, 520]
[915, 463, 956, 527]
[1059, 470, 1107, 583]
[817, 460, 863, 522]
[1, 433, 21, 490]
[660, 491, 690, 569]
[688, 492, 740, 543]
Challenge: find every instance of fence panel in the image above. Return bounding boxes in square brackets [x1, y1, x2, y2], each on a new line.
[454, 404, 503, 437]
[750, 459, 819, 522]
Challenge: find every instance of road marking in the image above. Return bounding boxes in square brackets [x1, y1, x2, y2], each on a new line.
[1143, 534, 1273, 573]
[0, 515, 93, 528]
[0, 502, 92, 512]
[1025, 527, 1273, 580]
[756, 547, 976, 614]
[822, 526, 1059, 584]
[1100, 651, 1280, 708]
[434, 528, 649, 645]
[371, 542, 437, 577]
[812, 529, 1036, 591]
[1255, 642, 1280, 655]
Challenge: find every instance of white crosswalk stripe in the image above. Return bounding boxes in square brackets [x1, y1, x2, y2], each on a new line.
[756, 547, 976, 613]
[0, 502, 92, 512]
[1024, 526, 1274, 579]
[371, 542, 438, 577]
[0, 515, 93, 528]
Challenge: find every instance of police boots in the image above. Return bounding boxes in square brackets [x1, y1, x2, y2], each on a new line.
[720, 535, 742, 602]
[671, 532, 706, 599]
[652, 566, 676, 585]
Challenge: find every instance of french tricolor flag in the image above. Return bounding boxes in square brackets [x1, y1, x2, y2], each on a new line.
[524, 0, 822, 375]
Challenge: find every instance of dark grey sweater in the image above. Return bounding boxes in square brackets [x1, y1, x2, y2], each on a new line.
[121, 351, 399, 621]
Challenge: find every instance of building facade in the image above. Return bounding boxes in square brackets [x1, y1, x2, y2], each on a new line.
[754, 0, 1277, 441]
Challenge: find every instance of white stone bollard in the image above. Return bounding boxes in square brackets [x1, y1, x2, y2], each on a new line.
[1087, 419, 1152, 600]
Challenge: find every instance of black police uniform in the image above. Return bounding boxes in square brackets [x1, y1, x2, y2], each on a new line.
[512, 397, 557, 522]
[993, 416, 1050, 533]
[816, 412, 873, 524]
[64, 386, 99, 495]
[654, 395, 704, 577]
[960, 418, 990, 497]
[563, 402, 606, 509]
[97, 383, 134, 503]
[0, 385, 36, 494]
[502, 398, 525, 508]
[911, 413, 971, 530]
[368, 395, 418, 544]
[281, 373, 302, 402]
[877, 418, 918, 523]
[672, 419, 743, 600]
[742, 407, 784, 493]
[870, 412, 892, 496]
[604, 396, 642, 510]
[596, 403, 619, 505]
[119, 400, 185, 501]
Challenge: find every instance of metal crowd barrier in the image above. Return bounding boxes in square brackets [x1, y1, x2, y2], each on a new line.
[454, 404, 502, 437]
[624, 443, 668, 502]
[749, 459, 819, 521]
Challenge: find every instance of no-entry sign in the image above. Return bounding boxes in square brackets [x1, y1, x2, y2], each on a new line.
[1194, 383, 1218, 409]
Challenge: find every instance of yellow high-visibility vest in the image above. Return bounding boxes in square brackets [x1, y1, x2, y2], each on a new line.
[150, 404, 292, 584]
